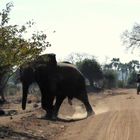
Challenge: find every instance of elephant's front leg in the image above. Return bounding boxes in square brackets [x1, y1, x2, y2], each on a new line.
[52, 95, 66, 120]
[41, 95, 54, 119]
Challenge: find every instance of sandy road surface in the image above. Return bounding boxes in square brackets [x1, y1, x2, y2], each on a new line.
[56, 89, 140, 140]
[0, 88, 140, 140]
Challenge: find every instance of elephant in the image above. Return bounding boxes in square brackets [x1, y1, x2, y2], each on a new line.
[20, 54, 94, 120]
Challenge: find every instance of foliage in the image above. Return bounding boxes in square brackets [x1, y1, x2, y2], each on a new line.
[121, 23, 140, 86]
[0, 2, 50, 70]
[127, 60, 140, 72]
[127, 71, 137, 87]
[103, 57, 140, 88]
[110, 58, 120, 70]
[117, 80, 125, 88]
[0, 3, 50, 99]
[103, 63, 112, 70]
[77, 58, 103, 86]
[103, 70, 117, 89]
[65, 52, 93, 64]
[121, 23, 140, 52]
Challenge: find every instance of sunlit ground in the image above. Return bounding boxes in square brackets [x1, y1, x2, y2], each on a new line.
[59, 106, 87, 120]
[94, 106, 109, 115]
[58, 103, 109, 120]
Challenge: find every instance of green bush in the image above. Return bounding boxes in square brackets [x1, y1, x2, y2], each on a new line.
[127, 71, 137, 88]
[117, 80, 125, 88]
[103, 70, 117, 89]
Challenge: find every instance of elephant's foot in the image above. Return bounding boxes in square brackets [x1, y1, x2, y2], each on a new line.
[42, 113, 58, 121]
[41, 113, 53, 120]
[87, 110, 95, 117]
[51, 115, 58, 121]
[51, 111, 59, 121]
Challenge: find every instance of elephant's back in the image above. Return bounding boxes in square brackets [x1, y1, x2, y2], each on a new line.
[57, 62, 85, 85]
[57, 62, 83, 77]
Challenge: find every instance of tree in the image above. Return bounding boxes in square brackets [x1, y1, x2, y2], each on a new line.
[65, 52, 94, 64]
[111, 58, 120, 70]
[117, 62, 132, 87]
[77, 58, 103, 87]
[0, 3, 50, 101]
[103, 70, 117, 89]
[122, 23, 140, 51]
[128, 60, 139, 71]
[103, 64, 112, 70]
[127, 71, 137, 87]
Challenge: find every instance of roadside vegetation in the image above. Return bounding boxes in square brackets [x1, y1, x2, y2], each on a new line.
[0, 2, 140, 101]
[0, 2, 50, 100]
[65, 53, 140, 90]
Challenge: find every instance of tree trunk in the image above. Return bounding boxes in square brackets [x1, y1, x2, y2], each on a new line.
[0, 71, 11, 102]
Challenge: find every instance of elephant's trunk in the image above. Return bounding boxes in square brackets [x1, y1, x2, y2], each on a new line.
[22, 93, 27, 110]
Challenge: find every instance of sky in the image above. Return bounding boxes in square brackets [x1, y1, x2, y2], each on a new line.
[1, 0, 140, 64]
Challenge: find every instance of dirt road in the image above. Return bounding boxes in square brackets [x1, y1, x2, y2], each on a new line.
[1, 88, 140, 140]
[56, 89, 140, 140]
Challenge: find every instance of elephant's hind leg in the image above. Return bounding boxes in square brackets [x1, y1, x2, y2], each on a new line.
[52, 95, 66, 120]
[77, 93, 94, 117]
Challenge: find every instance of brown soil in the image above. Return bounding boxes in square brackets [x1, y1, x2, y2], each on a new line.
[0, 88, 139, 140]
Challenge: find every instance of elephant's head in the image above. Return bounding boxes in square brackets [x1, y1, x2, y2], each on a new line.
[21, 53, 57, 110]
